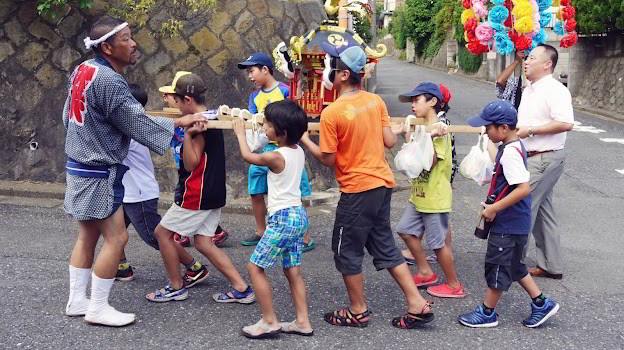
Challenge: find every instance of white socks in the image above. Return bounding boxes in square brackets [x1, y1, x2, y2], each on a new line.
[65, 265, 91, 316]
[84, 273, 135, 327]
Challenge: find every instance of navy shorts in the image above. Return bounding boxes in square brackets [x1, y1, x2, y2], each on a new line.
[484, 233, 529, 291]
[123, 198, 161, 250]
[332, 187, 404, 275]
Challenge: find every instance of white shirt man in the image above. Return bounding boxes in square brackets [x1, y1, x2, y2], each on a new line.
[516, 44, 574, 279]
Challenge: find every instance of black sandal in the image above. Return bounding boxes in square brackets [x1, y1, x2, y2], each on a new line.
[324, 308, 371, 328]
[392, 303, 434, 329]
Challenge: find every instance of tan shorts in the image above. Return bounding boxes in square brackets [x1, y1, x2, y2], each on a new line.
[159, 204, 220, 237]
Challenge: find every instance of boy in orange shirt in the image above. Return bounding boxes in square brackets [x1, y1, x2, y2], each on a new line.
[300, 44, 433, 329]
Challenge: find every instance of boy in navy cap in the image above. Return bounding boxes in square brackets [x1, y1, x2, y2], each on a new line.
[458, 100, 559, 328]
[395, 82, 465, 299]
[237, 53, 315, 252]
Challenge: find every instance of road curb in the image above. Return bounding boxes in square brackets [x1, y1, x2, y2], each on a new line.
[0, 180, 341, 214]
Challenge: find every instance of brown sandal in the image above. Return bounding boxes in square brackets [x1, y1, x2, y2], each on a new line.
[324, 308, 371, 328]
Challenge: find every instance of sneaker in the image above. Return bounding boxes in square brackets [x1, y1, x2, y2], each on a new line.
[145, 285, 188, 303]
[115, 265, 134, 282]
[413, 273, 438, 287]
[302, 239, 316, 253]
[458, 305, 499, 328]
[183, 265, 209, 288]
[522, 298, 560, 328]
[427, 283, 466, 298]
[212, 286, 256, 304]
[211, 229, 229, 247]
[240, 233, 262, 246]
[174, 233, 191, 247]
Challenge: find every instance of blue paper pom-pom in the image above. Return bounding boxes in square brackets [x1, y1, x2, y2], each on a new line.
[539, 12, 553, 27]
[490, 22, 505, 32]
[553, 21, 565, 36]
[537, 0, 553, 12]
[533, 28, 548, 45]
[494, 32, 515, 56]
[491, 0, 505, 5]
[488, 5, 509, 24]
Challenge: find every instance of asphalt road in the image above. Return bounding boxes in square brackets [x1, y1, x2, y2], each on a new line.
[1, 57, 623, 349]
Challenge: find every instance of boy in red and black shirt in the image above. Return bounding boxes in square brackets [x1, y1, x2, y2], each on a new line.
[145, 74, 255, 304]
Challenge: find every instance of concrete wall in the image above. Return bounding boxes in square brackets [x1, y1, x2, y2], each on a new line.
[0, 0, 329, 196]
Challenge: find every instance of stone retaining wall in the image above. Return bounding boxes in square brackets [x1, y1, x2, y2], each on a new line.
[0, 0, 328, 196]
[569, 33, 623, 116]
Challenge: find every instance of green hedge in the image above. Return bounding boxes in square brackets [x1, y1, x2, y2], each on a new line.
[457, 45, 482, 73]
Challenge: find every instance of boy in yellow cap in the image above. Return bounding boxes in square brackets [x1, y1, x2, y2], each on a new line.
[159, 72, 230, 247]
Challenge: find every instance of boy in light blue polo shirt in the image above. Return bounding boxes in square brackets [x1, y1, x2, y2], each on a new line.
[237, 52, 314, 251]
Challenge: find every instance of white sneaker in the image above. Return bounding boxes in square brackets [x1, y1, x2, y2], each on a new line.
[65, 298, 90, 317]
[84, 305, 135, 327]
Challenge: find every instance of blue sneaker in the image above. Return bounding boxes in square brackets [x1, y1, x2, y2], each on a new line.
[145, 285, 188, 303]
[212, 286, 255, 304]
[458, 305, 499, 328]
[522, 298, 560, 328]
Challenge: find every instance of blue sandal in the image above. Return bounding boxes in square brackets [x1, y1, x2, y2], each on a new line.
[212, 286, 255, 304]
[145, 285, 188, 303]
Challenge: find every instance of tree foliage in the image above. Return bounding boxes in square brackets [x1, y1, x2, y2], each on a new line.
[352, 12, 373, 44]
[390, 5, 408, 49]
[574, 0, 624, 34]
[390, 0, 460, 58]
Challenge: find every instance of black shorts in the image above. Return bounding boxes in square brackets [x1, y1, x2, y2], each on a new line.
[332, 186, 405, 275]
[123, 199, 161, 251]
[484, 233, 529, 291]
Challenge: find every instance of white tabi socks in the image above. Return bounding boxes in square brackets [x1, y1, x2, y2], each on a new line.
[65, 265, 91, 316]
[84, 273, 135, 327]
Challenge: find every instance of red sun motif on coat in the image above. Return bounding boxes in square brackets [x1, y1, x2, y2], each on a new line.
[69, 63, 98, 126]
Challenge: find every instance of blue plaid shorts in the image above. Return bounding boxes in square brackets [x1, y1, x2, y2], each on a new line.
[250, 206, 309, 269]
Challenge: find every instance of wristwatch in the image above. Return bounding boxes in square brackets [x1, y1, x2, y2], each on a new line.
[528, 127, 535, 137]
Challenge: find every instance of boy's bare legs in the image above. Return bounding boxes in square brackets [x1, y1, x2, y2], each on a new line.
[251, 195, 267, 236]
[434, 245, 461, 288]
[484, 288, 503, 309]
[154, 225, 184, 289]
[402, 229, 452, 260]
[518, 274, 542, 299]
[194, 235, 248, 291]
[283, 266, 312, 330]
[343, 273, 368, 313]
[303, 232, 311, 245]
[247, 263, 279, 326]
[387, 263, 431, 313]
[400, 234, 434, 276]
[176, 243, 194, 265]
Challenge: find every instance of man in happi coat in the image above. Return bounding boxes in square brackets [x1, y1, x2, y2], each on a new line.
[62, 16, 205, 326]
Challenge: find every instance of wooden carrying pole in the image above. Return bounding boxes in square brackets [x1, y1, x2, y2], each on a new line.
[146, 110, 483, 134]
[192, 120, 482, 134]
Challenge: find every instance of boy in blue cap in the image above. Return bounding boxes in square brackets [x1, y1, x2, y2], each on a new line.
[237, 53, 315, 252]
[458, 100, 559, 328]
[395, 82, 465, 299]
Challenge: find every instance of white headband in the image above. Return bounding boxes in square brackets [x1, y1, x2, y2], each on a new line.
[83, 22, 129, 50]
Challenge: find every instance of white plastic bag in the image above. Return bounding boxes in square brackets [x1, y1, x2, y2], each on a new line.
[244, 113, 269, 152]
[459, 133, 494, 186]
[394, 125, 434, 179]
